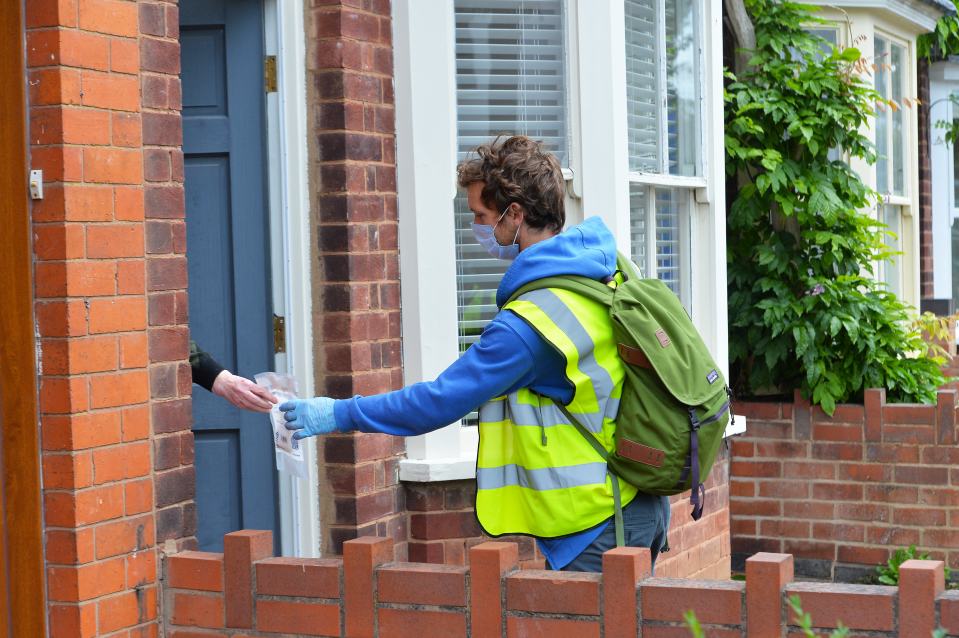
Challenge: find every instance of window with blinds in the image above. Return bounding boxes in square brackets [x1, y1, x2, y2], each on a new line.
[629, 185, 691, 299]
[625, 0, 701, 309]
[453, 0, 570, 424]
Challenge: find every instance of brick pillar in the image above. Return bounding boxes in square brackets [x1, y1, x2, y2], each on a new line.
[138, 0, 196, 551]
[918, 57, 934, 300]
[26, 0, 159, 634]
[307, 0, 406, 558]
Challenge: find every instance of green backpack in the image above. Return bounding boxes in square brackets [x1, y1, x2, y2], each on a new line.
[507, 252, 731, 538]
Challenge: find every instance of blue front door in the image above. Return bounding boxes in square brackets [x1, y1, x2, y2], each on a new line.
[180, 0, 278, 552]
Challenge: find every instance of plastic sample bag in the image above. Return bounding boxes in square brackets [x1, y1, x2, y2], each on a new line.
[254, 372, 308, 479]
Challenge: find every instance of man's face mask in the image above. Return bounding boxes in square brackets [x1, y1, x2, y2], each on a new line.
[472, 205, 521, 261]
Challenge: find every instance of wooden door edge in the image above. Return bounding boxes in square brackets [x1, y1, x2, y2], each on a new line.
[0, 1, 47, 636]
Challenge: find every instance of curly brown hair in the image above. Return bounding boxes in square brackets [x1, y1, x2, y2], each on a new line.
[456, 136, 565, 232]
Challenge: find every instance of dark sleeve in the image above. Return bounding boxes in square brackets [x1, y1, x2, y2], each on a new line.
[189, 340, 226, 392]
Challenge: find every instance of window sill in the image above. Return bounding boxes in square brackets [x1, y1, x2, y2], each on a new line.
[399, 456, 477, 482]
[725, 414, 747, 437]
[400, 416, 747, 483]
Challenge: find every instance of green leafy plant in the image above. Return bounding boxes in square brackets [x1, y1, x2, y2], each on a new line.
[876, 545, 953, 585]
[918, 1, 959, 62]
[920, 3, 959, 158]
[725, 0, 947, 414]
[683, 610, 704, 638]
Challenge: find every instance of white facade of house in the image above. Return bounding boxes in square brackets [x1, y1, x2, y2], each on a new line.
[392, 0, 729, 479]
[930, 58, 959, 306]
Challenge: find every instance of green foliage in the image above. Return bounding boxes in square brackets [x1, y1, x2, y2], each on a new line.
[876, 545, 953, 585]
[918, 1, 959, 61]
[725, 0, 947, 413]
[685, 596, 852, 637]
[921, 4, 959, 159]
[683, 610, 704, 638]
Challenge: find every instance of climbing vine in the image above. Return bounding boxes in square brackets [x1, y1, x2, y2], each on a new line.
[725, 0, 947, 413]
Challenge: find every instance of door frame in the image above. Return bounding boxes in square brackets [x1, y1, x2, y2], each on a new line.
[264, 0, 321, 557]
[0, 0, 46, 634]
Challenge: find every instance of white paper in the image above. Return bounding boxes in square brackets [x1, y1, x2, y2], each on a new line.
[254, 372, 308, 479]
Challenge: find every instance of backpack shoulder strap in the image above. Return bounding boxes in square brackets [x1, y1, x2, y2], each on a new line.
[557, 402, 625, 548]
[504, 271, 626, 307]
[616, 251, 640, 279]
[505, 250, 638, 306]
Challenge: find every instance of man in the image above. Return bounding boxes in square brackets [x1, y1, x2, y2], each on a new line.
[280, 136, 669, 571]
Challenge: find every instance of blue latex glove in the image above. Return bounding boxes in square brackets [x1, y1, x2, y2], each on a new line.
[278, 397, 349, 439]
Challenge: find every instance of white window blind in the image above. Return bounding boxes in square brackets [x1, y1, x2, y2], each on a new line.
[875, 35, 907, 197]
[453, 0, 570, 425]
[625, 0, 700, 309]
[629, 184, 691, 301]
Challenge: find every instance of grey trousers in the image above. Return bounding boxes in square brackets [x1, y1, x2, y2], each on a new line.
[559, 493, 671, 573]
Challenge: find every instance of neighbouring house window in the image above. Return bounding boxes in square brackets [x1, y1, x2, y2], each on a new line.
[952, 218, 959, 309]
[880, 204, 902, 297]
[808, 28, 841, 162]
[807, 27, 837, 48]
[874, 35, 907, 197]
[452, 0, 570, 424]
[625, 0, 701, 308]
[953, 111, 959, 209]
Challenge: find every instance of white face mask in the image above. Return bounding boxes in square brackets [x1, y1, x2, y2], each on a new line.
[472, 206, 521, 260]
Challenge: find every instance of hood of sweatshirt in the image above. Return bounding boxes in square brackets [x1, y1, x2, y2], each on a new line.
[495, 216, 619, 308]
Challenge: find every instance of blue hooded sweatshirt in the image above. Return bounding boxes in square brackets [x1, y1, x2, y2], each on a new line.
[332, 216, 620, 568]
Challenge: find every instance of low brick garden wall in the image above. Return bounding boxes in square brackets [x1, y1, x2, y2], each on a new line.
[164, 529, 957, 637]
[402, 450, 731, 579]
[731, 388, 959, 581]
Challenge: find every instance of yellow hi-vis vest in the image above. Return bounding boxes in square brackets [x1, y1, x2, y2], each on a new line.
[475, 286, 638, 538]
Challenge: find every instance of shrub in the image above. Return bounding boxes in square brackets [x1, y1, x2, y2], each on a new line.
[725, 0, 947, 414]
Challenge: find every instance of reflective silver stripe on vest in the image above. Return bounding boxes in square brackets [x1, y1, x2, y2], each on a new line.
[479, 395, 620, 433]
[519, 289, 615, 432]
[478, 399, 564, 428]
[476, 462, 608, 491]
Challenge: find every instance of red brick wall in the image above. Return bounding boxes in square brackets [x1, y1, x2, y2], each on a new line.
[26, 0, 163, 635]
[402, 452, 731, 578]
[138, 0, 195, 552]
[164, 529, 951, 637]
[731, 389, 959, 581]
[306, 0, 406, 558]
[404, 480, 544, 568]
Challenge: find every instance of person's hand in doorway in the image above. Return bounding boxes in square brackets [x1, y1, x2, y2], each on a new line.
[279, 397, 353, 439]
[212, 370, 278, 413]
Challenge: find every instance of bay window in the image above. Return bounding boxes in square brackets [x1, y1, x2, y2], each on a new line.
[392, 0, 729, 476]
